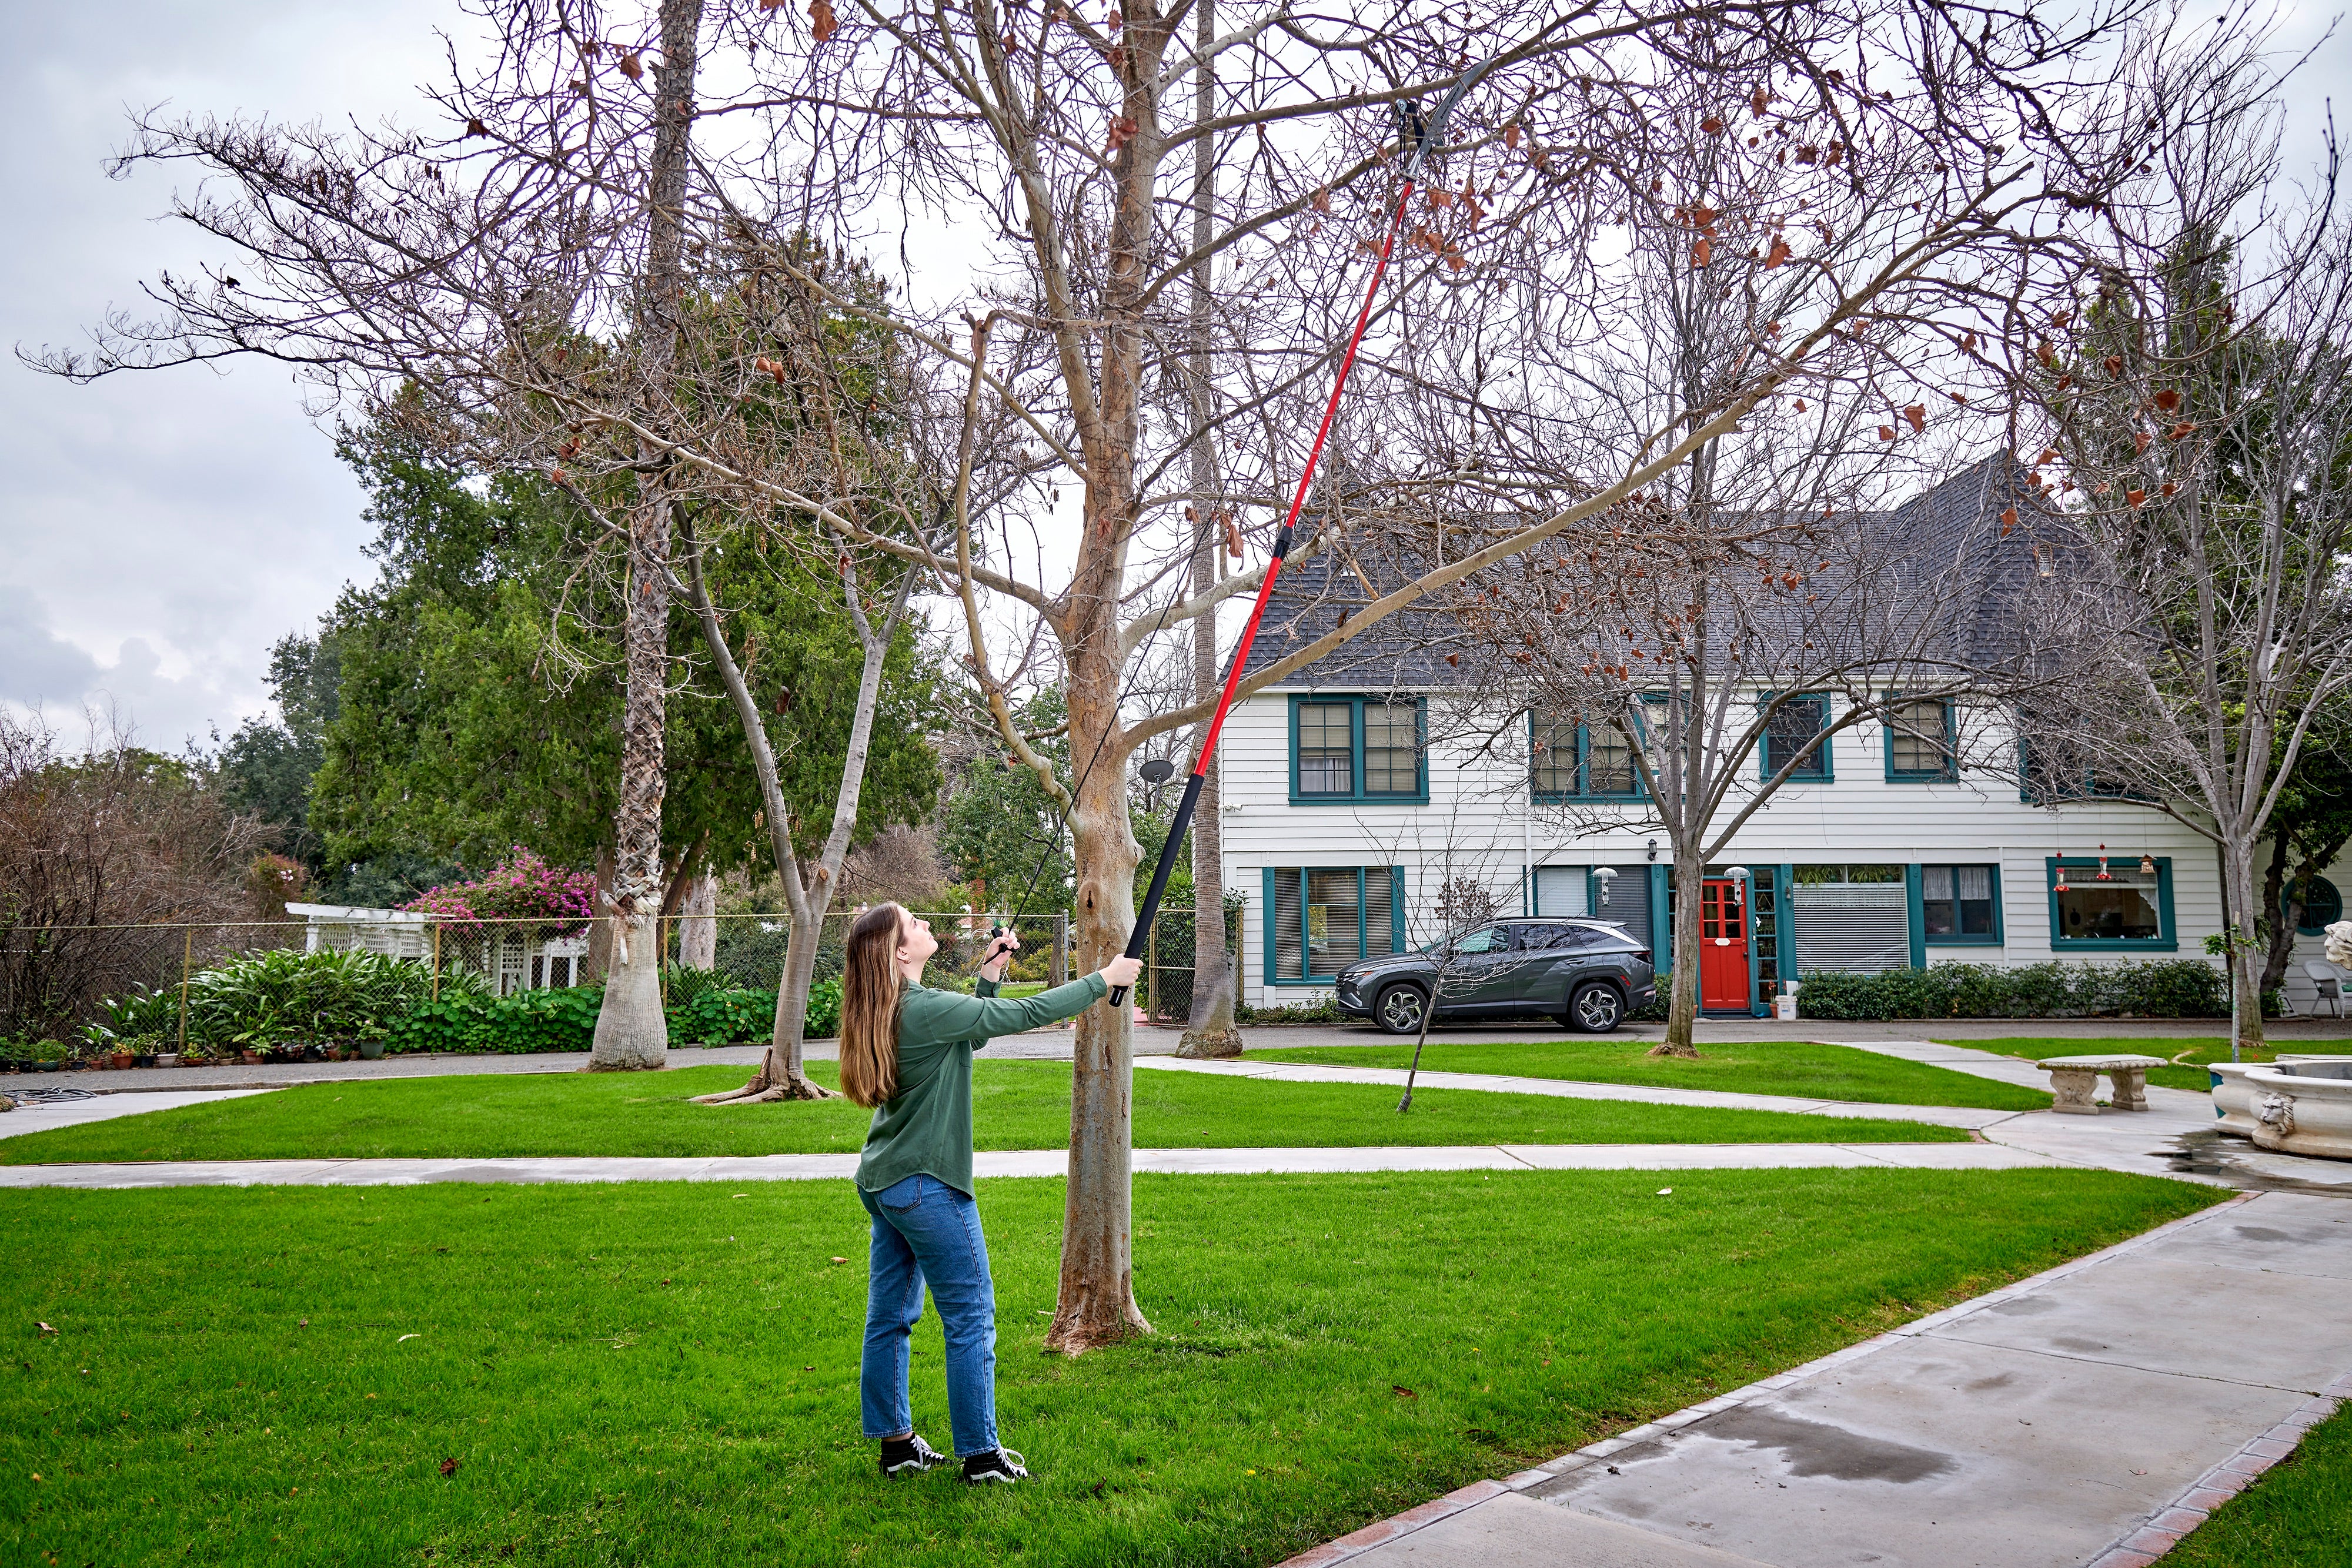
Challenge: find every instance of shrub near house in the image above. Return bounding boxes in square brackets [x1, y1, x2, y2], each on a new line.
[1797, 960, 2227, 1020]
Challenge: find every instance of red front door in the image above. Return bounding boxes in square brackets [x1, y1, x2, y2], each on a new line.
[1699, 880, 1751, 1010]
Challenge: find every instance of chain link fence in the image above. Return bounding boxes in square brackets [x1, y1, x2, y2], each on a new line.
[1139, 907, 1244, 1025]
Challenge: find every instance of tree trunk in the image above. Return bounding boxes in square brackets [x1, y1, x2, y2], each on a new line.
[1175, 0, 1240, 1064]
[1652, 850, 1703, 1057]
[698, 910, 833, 1102]
[1046, 612, 1151, 1354]
[677, 871, 717, 969]
[588, 0, 703, 1072]
[2222, 837, 2266, 1057]
[584, 844, 616, 982]
[2260, 835, 2299, 997]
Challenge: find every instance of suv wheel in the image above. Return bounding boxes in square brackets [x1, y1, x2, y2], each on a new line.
[1375, 982, 1428, 1035]
[1562, 981, 1623, 1034]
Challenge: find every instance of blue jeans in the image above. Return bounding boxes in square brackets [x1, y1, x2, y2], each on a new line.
[857, 1174, 999, 1457]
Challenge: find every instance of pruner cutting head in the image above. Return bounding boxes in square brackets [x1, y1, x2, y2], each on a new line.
[1393, 98, 1432, 165]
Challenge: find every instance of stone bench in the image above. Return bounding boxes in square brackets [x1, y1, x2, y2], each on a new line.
[2038, 1054, 2167, 1115]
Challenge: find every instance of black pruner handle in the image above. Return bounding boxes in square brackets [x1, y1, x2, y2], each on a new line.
[1106, 772, 1206, 1009]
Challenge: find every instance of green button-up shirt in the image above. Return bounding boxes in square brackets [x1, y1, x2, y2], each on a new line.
[854, 971, 1110, 1198]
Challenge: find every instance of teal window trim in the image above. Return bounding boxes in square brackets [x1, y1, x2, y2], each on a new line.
[1883, 696, 1958, 783]
[1647, 864, 1671, 970]
[2044, 856, 2177, 951]
[1759, 691, 1835, 783]
[1775, 862, 1799, 984]
[1528, 712, 1643, 802]
[1922, 863, 2005, 947]
[1260, 865, 1408, 985]
[1289, 694, 1429, 805]
[1904, 865, 1927, 969]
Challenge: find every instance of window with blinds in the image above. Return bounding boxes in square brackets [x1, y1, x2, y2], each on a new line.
[1296, 703, 1354, 795]
[1887, 699, 1955, 780]
[1529, 717, 1639, 798]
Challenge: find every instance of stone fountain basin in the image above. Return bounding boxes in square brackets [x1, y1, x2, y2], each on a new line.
[2209, 1061, 2263, 1137]
[2247, 1060, 2352, 1159]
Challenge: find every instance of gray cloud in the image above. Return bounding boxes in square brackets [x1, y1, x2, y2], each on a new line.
[3, 1, 460, 753]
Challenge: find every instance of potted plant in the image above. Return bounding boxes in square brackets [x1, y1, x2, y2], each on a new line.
[356, 1024, 388, 1062]
[32, 1039, 68, 1072]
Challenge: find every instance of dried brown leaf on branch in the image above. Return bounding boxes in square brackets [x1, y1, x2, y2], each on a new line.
[808, 0, 836, 42]
[1690, 238, 1712, 267]
[1700, 115, 1723, 135]
[1903, 404, 1925, 433]
[619, 52, 643, 80]
[1765, 235, 1791, 269]
[2154, 388, 2182, 412]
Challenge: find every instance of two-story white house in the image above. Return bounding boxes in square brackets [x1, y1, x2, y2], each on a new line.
[1212, 462, 2350, 1017]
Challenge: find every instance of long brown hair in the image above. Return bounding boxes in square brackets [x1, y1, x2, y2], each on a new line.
[839, 902, 909, 1108]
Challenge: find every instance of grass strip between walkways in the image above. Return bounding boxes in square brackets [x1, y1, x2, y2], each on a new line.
[1943, 1037, 2352, 1095]
[1246, 1036, 2050, 1111]
[2160, 1398, 2352, 1567]
[0, 1062, 1969, 1165]
[4, 1168, 2219, 1568]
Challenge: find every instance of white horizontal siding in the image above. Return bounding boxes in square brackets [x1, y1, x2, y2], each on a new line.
[1217, 689, 2238, 1007]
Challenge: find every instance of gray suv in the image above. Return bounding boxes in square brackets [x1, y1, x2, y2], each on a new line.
[1332, 918, 1658, 1035]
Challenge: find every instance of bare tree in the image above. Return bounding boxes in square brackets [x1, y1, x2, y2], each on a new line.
[33, 0, 2192, 1349]
[2028, 44, 2352, 1056]
[0, 709, 268, 1039]
[729, 0, 2181, 1349]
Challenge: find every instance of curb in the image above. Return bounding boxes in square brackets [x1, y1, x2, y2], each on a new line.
[1275, 1192, 2263, 1568]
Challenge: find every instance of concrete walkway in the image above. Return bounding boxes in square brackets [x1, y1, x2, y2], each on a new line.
[1285, 1189, 2352, 1568]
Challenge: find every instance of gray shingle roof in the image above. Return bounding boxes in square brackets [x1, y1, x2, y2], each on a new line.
[1238, 453, 2066, 690]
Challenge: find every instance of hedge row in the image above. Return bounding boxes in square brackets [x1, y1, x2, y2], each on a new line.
[383, 979, 843, 1055]
[1793, 960, 2228, 1020]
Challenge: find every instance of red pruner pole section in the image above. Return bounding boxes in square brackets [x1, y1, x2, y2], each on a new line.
[1108, 173, 1421, 1007]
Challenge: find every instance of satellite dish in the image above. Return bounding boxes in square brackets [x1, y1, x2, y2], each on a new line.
[1138, 758, 1177, 785]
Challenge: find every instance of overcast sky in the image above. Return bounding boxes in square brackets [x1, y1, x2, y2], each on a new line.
[6, 1, 2347, 756]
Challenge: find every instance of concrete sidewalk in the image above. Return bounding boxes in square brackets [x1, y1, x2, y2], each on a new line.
[1287, 1190, 2352, 1568]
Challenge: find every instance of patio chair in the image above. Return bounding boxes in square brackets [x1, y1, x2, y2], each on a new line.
[2304, 960, 2347, 1019]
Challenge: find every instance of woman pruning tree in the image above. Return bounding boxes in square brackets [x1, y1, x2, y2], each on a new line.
[837, 902, 1143, 1484]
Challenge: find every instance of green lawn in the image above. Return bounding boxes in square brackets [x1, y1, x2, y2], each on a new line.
[0, 1062, 1969, 1165]
[4, 1169, 2218, 1567]
[1246, 1037, 2050, 1111]
[1941, 1038, 2352, 1095]
[2160, 1400, 2352, 1567]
